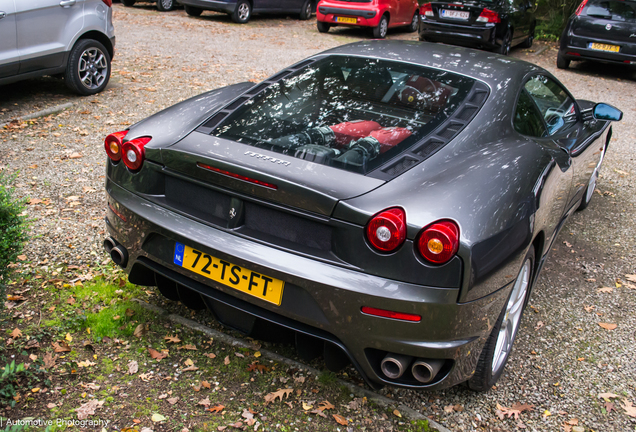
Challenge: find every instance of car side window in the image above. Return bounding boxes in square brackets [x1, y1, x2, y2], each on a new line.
[514, 89, 547, 137]
[523, 75, 577, 136]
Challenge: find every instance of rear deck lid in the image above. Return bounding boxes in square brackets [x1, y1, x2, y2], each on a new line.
[161, 54, 478, 216]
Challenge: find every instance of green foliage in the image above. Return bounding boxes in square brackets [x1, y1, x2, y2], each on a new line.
[0, 360, 26, 407]
[0, 173, 29, 308]
[534, 0, 582, 40]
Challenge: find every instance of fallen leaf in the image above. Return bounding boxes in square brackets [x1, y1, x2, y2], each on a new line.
[201, 381, 211, 389]
[128, 360, 138, 375]
[584, 305, 595, 312]
[43, 353, 58, 368]
[621, 399, 636, 418]
[247, 363, 270, 373]
[52, 341, 71, 353]
[125, 308, 136, 317]
[6, 295, 25, 301]
[69, 152, 82, 159]
[10, 328, 22, 338]
[151, 413, 166, 422]
[264, 388, 293, 404]
[148, 348, 168, 360]
[224, 356, 230, 365]
[333, 414, 348, 426]
[598, 392, 620, 401]
[235, 352, 245, 358]
[302, 402, 313, 411]
[204, 353, 216, 359]
[65, 333, 73, 342]
[598, 322, 617, 330]
[496, 403, 534, 420]
[208, 404, 224, 414]
[624, 274, 636, 283]
[182, 365, 199, 372]
[254, 351, 261, 358]
[393, 409, 402, 418]
[29, 354, 38, 361]
[134, 324, 147, 338]
[178, 344, 197, 350]
[47, 403, 56, 409]
[184, 358, 194, 366]
[598, 287, 613, 293]
[534, 321, 544, 330]
[604, 401, 616, 413]
[31, 387, 40, 393]
[164, 335, 181, 343]
[318, 400, 335, 411]
[77, 360, 96, 368]
[167, 397, 178, 405]
[76, 399, 104, 420]
[198, 397, 211, 407]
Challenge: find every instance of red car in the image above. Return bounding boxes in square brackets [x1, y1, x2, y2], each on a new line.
[316, 0, 420, 38]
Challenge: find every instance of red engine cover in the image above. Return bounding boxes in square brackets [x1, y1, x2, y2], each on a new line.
[370, 127, 412, 153]
[329, 120, 381, 147]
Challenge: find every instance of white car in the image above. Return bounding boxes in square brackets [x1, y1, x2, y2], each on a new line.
[0, 0, 116, 95]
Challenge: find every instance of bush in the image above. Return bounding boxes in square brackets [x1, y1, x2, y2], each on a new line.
[0, 172, 29, 308]
[535, 0, 582, 40]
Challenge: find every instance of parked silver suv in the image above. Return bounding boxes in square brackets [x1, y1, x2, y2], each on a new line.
[0, 0, 116, 95]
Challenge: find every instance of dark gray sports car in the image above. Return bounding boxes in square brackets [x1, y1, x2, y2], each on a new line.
[103, 40, 622, 391]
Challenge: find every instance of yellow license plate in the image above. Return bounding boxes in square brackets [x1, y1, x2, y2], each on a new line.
[336, 16, 357, 24]
[173, 242, 284, 306]
[589, 43, 619, 52]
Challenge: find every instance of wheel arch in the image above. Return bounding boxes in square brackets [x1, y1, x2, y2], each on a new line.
[76, 31, 114, 60]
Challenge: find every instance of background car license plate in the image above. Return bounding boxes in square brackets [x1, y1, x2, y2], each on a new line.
[173, 242, 284, 306]
[589, 42, 619, 52]
[336, 16, 357, 24]
[441, 10, 469, 19]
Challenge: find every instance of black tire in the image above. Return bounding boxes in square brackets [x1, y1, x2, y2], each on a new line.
[407, 12, 418, 33]
[520, 27, 534, 48]
[557, 52, 570, 69]
[317, 20, 330, 33]
[184, 5, 203, 16]
[64, 39, 111, 96]
[498, 29, 512, 55]
[299, 0, 312, 20]
[468, 246, 535, 391]
[121, 0, 135, 6]
[156, 0, 175, 11]
[231, 0, 251, 23]
[373, 14, 389, 39]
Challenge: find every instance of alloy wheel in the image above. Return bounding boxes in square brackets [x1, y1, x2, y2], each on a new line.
[78, 47, 108, 90]
[379, 18, 388, 38]
[491, 258, 531, 373]
[238, 3, 250, 21]
[161, 0, 172, 9]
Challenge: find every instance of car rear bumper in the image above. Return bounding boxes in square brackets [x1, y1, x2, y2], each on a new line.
[176, 0, 235, 13]
[316, 6, 381, 28]
[559, 40, 636, 65]
[419, 19, 498, 49]
[105, 178, 512, 389]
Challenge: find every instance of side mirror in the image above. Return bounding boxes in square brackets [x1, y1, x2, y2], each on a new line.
[593, 103, 623, 121]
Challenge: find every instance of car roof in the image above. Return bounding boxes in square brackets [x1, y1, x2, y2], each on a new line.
[316, 40, 544, 88]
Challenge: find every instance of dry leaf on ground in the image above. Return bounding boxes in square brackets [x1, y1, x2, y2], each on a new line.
[198, 397, 211, 407]
[10, 328, 22, 338]
[167, 397, 178, 405]
[164, 335, 181, 343]
[128, 360, 138, 375]
[148, 348, 168, 360]
[76, 399, 104, 420]
[495, 403, 534, 420]
[52, 341, 71, 353]
[178, 344, 197, 350]
[621, 400, 636, 418]
[333, 414, 348, 425]
[598, 392, 620, 401]
[208, 404, 224, 414]
[598, 322, 618, 330]
[264, 388, 293, 404]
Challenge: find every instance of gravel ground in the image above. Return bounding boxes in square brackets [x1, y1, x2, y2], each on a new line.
[1, 5, 635, 431]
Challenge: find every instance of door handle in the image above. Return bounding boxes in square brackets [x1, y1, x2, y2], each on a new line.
[59, 0, 76, 6]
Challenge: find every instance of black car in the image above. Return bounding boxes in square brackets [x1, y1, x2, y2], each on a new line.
[557, 0, 636, 69]
[102, 40, 622, 391]
[177, 0, 314, 23]
[418, 0, 536, 55]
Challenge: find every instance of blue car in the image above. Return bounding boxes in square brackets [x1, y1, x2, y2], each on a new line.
[177, 0, 314, 23]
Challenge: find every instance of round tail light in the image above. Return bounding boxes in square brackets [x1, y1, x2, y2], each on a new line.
[366, 207, 407, 253]
[417, 220, 459, 264]
[104, 130, 128, 162]
[121, 137, 151, 171]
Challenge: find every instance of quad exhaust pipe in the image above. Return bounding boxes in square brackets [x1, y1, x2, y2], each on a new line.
[411, 359, 444, 384]
[380, 352, 444, 383]
[380, 353, 412, 379]
[104, 237, 128, 268]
